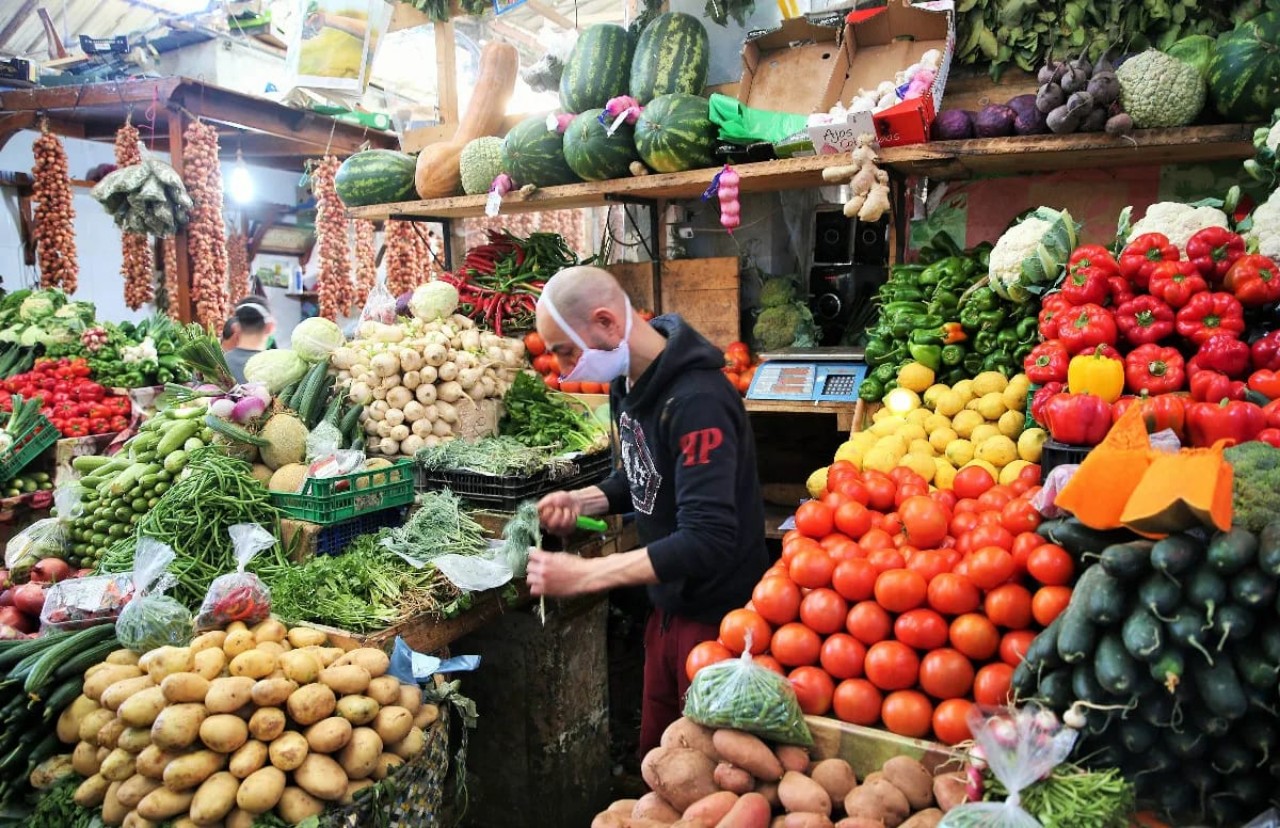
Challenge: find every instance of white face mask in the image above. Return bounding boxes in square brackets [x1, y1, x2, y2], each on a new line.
[541, 295, 632, 384]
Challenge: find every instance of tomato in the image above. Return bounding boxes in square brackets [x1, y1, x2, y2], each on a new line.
[845, 601, 892, 645]
[799, 588, 849, 635]
[860, 528, 894, 552]
[820, 633, 867, 680]
[893, 608, 949, 651]
[1000, 630, 1038, 666]
[1019, 464, 1043, 484]
[881, 690, 933, 738]
[543, 374, 561, 390]
[894, 482, 930, 509]
[1032, 585, 1073, 626]
[972, 663, 1015, 706]
[1011, 532, 1045, 573]
[984, 584, 1034, 630]
[950, 511, 980, 538]
[560, 381, 583, 393]
[789, 548, 836, 589]
[828, 459, 858, 480]
[867, 547, 906, 574]
[753, 654, 786, 675]
[905, 550, 951, 584]
[926, 573, 980, 616]
[832, 678, 883, 725]
[523, 331, 547, 356]
[918, 648, 975, 700]
[966, 525, 1015, 552]
[878, 513, 903, 537]
[864, 641, 920, 691]
[831, 558, 878, 602]
[952, 466, 996, 499]
[949, 613, 1000, 661]
[833, 477, 871, 506]
[789, 666, 835, 716]
[685, 640, 732, 682]
[752, 576, 802, 626]
[1027, 544, 1075, 586]
[795, 500, 836, 539]
[930, 489, 958, 512]
[834, 500, 873, 539]
[1000, 498, 1042, 535]
[771, 622, 822, 667]
[899, 496, 949, 548]
[932, 698, 975, 745]
[863, 477, 897, 512]
[967, 547, 1016, 590]
[821, 491, 845, 510]
[874, 569, 927, 613]
[977, 487, 1014, 510]
[783, 536, 822, 564]
[719, 609, 773, 655]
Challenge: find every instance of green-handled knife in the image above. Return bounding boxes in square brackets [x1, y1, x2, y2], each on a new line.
[576, 516, 608, 532]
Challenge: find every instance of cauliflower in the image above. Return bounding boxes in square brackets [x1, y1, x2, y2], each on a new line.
[1246, 189, 1280, 259]
[1127, 201, 1229, 250]
[1116, 50, 1206, 129]
[987, 207, 1078, 302]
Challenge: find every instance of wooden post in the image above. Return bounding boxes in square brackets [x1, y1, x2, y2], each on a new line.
[168, 112, 194, 324]
[435, 18, 459, 129]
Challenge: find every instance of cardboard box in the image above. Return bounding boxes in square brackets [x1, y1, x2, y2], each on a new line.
[813, 0, 955, 150]
[806, 714, 960, 778]
[737, 15, 848, 116]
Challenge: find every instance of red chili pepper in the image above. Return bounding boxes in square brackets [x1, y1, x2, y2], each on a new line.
[1042, 392, 1113, 446]
[1030, 381, 1064, 427]
[1186, 398, 1267, 447]
[1057, 304, 1118, 355]
[1189, 370, 1247, 403]
[1223, 254, 1280, 307]
[1068, 244, 1121, 278]
[1185, 226, 1246, 283]
[1252, 331, 1280, 372]
[1189, 335, 1253, 379]
[1114, 295, 1175, 347]
[1119, 232, 1179, 289]
[1175, 292, 1246, 346]
[1248, 369, 1280, 400]
[1147, 260, 1208, 310]
[1124, 344, 1186, 395]
[1023, 340, 1071, 385]
[1061, 266, 1111, 306]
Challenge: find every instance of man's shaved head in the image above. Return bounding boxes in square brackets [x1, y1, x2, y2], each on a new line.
[539, 266, 628, 327]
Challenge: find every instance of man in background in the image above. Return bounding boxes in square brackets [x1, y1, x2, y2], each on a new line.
[223, 300, 276, 384]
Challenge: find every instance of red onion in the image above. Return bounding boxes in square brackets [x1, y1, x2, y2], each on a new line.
[12, 583, 46, 617]
[231, 396, 266, 423]
[0, 588, 12, 607]
[29, 558, 71, 584]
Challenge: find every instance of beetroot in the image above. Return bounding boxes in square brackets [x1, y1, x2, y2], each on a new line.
[1007, 94, 1048, 135]
[931, 109, 974, 141]
[974, 105, 1017, 138]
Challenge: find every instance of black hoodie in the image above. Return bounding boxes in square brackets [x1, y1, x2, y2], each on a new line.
[597, 315, 768, 625]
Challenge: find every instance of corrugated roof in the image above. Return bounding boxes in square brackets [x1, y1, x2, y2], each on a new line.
[0, 0, 162, 60]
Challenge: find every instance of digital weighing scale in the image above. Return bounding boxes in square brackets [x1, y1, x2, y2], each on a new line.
[745, 347, 867, 403]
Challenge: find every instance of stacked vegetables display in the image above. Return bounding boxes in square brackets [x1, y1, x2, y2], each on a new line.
[442, 229, 581, 336]
[0, 558, 77, 637]
[30, 122, 79, 294]
[71, 315, 191, 390]
[0, 360, 129, 438]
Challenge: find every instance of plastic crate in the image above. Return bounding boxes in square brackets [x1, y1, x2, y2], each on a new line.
[1040, 438, 1091, 476]
[316, 507, 407, 556]
[0, 415, 57, 484]
[270, 458, 416, 525]
[414, 450, 613, 510]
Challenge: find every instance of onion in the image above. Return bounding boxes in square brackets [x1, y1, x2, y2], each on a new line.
[0, 588, 12, 607]
[209, 397, 235, 419]
[30, 558, 71, 584]
[231, 396, 267, 423]
[11, 583, 45, 617]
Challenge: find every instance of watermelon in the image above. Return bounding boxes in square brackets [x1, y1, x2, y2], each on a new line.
[502, 116, 582, 188]
[629, 13, 710, 105]
[634, 94, 716, 174]
[1167, 34, 1216, 83]
[559, 24, 633, 114]
[1207, 12, 1280, 121]
[563, 110, 639, 182]
[333, 150, 417, 207]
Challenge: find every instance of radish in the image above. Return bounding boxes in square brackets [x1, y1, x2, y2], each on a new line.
[717, 165, 741, 232]
[209, 397, 236, 418]
[231, 395, 267, 423]
[30, 558, 71, 584]
[12, 583, 46, 617]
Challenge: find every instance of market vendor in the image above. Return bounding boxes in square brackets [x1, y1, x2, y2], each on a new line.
[527, 265, 769, 754]
[223, 300, 277, 384]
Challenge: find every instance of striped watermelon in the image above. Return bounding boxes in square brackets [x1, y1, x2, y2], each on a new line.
[634, 94, 716, 174]
[563, 110, 639, 182]
[1207, 12, 1280, 121]
[559, 25, 633, 114]
[629, 13, 710, 105]
[334, 150, 417, 207]
[502, 116, 582, 188]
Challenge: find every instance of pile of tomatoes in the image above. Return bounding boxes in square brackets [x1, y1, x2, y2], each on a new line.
[723, 341, 758, 397]
[523, 330, 620, 395]
[687, 460, 1073, 745]
[0, 358, 130, 437]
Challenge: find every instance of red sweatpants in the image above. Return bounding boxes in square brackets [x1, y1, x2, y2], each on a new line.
[639, 610, 720, 756]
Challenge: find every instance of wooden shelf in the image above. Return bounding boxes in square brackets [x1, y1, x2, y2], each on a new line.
[745, 398, 857, 430]
[764, 501, 797, 540]
[347, 124, 1255, 222]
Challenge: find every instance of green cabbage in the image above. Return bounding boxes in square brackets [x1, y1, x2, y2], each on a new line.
[243, 349, 308, 393]
[291, 317, 345, 363]
[409, 281, 459, 321]
[19, 294, 56, 322]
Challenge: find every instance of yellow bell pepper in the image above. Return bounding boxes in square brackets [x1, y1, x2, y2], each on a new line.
[1067, 351, 1125, 403]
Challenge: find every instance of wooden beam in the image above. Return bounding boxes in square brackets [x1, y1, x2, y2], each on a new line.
[525, 0, 575, 29]
[0, 0, 39, 51]
[0, 78, 182, 112]
[489, 19, 540, 49]
[434, 19, 459, 128]
[168, 111, 193, 324]
[37, 8, 67, 59]
[0, 112, 36, 152]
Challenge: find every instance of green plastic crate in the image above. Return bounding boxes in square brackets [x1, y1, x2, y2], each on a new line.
[0, 415, 57, 484]
[270, 458, 415, 525]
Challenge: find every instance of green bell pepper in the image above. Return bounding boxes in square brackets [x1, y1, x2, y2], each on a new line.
[858, 377, 884, 402]
[928, 290, 960, 314]
[908, 343, 942, 372]
[1013, 342, 1034, 363]
[966, 286, 998, 311]
[871, 363, 898, 385]
[963, 353, 985, 375]
[996, 328, 1020, 351]
[890, 314, 942, 338]
[973, 329, 999, 355]
[944, 367, 968, 386]
[880, 301, 928, 319]
[1015, 316, 1039, 342]
[879, 286, 926, 303]
[864, 337, 892, 365]
[982, 352, 1016, 374]
[941, 343, 966, 367]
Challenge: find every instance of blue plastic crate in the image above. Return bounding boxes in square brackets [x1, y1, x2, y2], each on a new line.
[316, 507, 407, 556]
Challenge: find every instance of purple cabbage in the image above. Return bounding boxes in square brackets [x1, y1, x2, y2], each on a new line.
[1007, 94, 1048, 135]
[974, 104, 1017, 138]
[931, 109, 975, 141]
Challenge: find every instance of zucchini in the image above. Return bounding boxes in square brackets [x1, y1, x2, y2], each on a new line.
[1260, 626, 1280, 663]
[1207, 527, 1258, 574]
[1057, 565, 1106, 663]
[155, 419, 201, 456]
[1085, 571, 1128, 625]
[1118, 719, 1157, 754]
[1149, 649, 1184, 690]
[1184, 566, 1228, 623]
[1230, 566, 1276, 609]
[1210, 740, 1253, 775]
[1151, 534, 1203, 577]
[1157, 781, 1197, 819]
[1094, 631, 1140, 695]
[1195, 659, 1248, 720]
[1099, 540, 1153, 580]
[1257, 520, 1280, 576]
[204, 414, 269, 447]
[71, 455, 112, 474]
[1139, 691, 1176, 727]
[1138, 573, 1181, 620]
[1224, 773, 1267, 811]
[1034, 668, 1072, 710]
[1239, 717, 1278, 766]
[1122, 608, 1163, 661]
[1167, 607, 1217, 665]
[1039, 518, 1138, 558]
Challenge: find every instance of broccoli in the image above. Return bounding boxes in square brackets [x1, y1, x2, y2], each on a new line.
[1223, 442, 1280, 533]
[759, 276, 798, 309]
[752, 302, 818, 352]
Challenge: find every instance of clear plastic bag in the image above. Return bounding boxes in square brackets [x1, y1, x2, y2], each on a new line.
[307, 449, 365, 479]
[939, 704, 1078, 828]
[40, 572, 134, 631]
[305, 421, 344, 464]
[195, 524, 276, 631]
[682, 637, 813, 746]
[360, 274, 398, 325]
[115, 538, 194, 651]
[6, 487, 80, 573]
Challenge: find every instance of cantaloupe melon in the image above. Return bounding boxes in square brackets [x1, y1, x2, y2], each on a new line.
[269, 464, 308, 494]
[260, 414, 309, 471]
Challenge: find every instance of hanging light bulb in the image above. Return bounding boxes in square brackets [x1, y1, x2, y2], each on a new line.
[229, 147, 254, 204]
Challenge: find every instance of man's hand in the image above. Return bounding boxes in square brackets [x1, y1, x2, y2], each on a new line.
[537, 490, 580, 535]
[526, 550, 595, 597]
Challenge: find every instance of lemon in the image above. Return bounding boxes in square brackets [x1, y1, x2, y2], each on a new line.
[909, 438, 936, 458]
[976, 392, 1008, 421]
[1003, 375, 1030, 411]
[999, 459, 1034, 485]
[1018, 427, 1048, 463]
[869, 418, 904, 437]
[872, 407, 893, 423]
[1008, 373, 1031, 396]
[923, 413, 952, 434]
[997, 409, 1025, 439]
[906, 408, 931, 427]
[851, 431, 879, 453]
[929, 426, 958, 454]
[953, 380, 976, 405]
[883, 388, 922, 413]
[933, 457, 957, 489]
[897, 362, 936, 393]
[863, 445, 902, 474]
[806, 467, 829, 498]
[951, 409, 985, 439]
[972, 371, 1009, 396]
[945, 439, 975, 467]
[934, 390, 965, 418]
[834, 441, 863, 468]
[879, 434, 909, 457]
[898, 423, 927, 443]
[975, 434, 1018, 467]
[970, 423, 1001, 446]
[900, 452, 936, 481]
[923, 383, 950, 409]
[963, 458, 1001, 479]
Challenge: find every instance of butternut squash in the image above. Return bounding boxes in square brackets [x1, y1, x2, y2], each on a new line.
[1055, 404, 1151, 530]
[415, 42, 520, 199]
[1121, 442, 1233, 536]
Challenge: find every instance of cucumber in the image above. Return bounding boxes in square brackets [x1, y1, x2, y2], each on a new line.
[155, 419, 201, 456]
[1118, 719, 1157, 754]
[1099, 541, 1153, 580]
[1151, 534, 1203, 577]
[322, 392, 343, 427]
[1230, 566, 1276, 609]
[0, 633, 69, 670]
[339, 403, 364, 442]
[1122, 608, 1163, 661]
[1158, 780, 1197, 819]
[1035, 668, 1072, 710]
[71, 455, 112, 473]
[279, 380, 302, 405]
[1071, 661, 1108, 703]
[1167, 608, 1216, 665]
[1233, 646, 1279, 690]
[204, 414, 269, 447]
[1260, 626, 1280, 663]
[1039, 518, 1137, 558]
[1209, 603, 1254, 648]
[1085, 571, 1128, 625]
[1239, 717, 1278, 765]
[1139, 690, 1175, 727]
[1207, 527, 1258, 574]
[1094, 631, 1140, 695]
[52, 637, 119, 680]
[1257, 520, 1280, 575]
[1185, 566, 1228, 622]
[1196, 659, 1248, 720]
[1149, 649, 1184, 690]
[1163, 726, 1208, 760]
[23, 624, 115, 695]
[1057, 565, 1106, 663]
[1139, 573, 1182, 619]
[1210, 739, 1253, 775]
[1224, 773, 1268, 810]
[40, 677, 84, 714]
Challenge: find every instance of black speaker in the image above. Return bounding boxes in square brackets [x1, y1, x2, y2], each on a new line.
[854, 217, 890, 265]
[813, 207, 854, 266]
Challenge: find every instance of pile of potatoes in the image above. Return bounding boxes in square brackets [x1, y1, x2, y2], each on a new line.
[57, 619, 440, 828]
[592, 718, 971, 828]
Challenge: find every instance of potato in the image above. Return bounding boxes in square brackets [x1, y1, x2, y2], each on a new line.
[881, 757, 934, 811]
[58, 695, 100, 743]
[192, 648, 227, 682]
[413, 703, 440, 730]
[335, 648, 390, 678]
[74, 773, 111, 807]
[279, 651, 322, 685]
[287, 684, 336, 726]
[107, 648, 142, 665]
[248, 708, 286, 742]
[201, 714, 250, 754]
[86, 665, 144, 701]
[392, 725, 427, 760]
[776, 745, 811, 774]
[397, 684, 423, 715]
[115, 725, 150, 753]
[338, 728, 383, 779]
[641, 747, 718, 812]
[321, 664, 372, 696]
[366, 676, 401, 706]
[683, 790, 739, 825]
[206, 678, 256, 714]
[250, 678, 297, 708]
[371, 752, 402, 781]
[73, 740, 103, 776]
[119, 687, 166, 728]
[225, 808, 255, 828]
[146, 646, 195, 682]
[118, 773, 162, 808]
[98, 716, 126, 750]
[716, 791, 772, 828]
[228, 650, 276, 680]
[845, 779, 910, 828]
[294, 753, 349, 801]
[900, 810, 943, 828]
[756, 782, 780, 809]
[279, 786, 327, 822]
[164, 750, 227, 791]
[661, 718, 718, 761]
[809, 759, 857, 804]
[341, 778, 375, 804]
[306, 717, 354, 753]
[335, 695, 379, 725]
[305, 646, 344, 667]
[372, 705, 413, 744]
[171, 819, 209, 828]
[715, 762, 754, 794]
[151, 703, 208, 750]
[101, 747, 137, 782]
[712, 731, 782, 782]
[252, 618, 287, 643]
[236, 765, 286, 814]
[190, 771, 240, 825]
[783, 816, 834, 828]
[229, 740, 269, 779]
[136, 745, 183, 779]
[287, 627, 328, 648]
[268, 732, 309, 771]
[254, 640, 286, 659]
[98, 746, 110, 763]
[609, 799, 639, 815]
[779, 771, 831, 817]
[932, 772, 969, 814]
[100, 675, 156, 711]
[222, 630, 256, 659]
[137, 787, 195, 820]
[101, 780, 129, 826]
[190, 631, 227, 653]
[628, 791, 679, 822]
[123, 813, 160, 828]
[160, 673, 210, 705]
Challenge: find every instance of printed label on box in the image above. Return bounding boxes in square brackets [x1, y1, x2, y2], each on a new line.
[807, 110, 877, 153]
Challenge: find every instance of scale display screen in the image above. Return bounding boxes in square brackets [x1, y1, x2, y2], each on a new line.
[746, 360, 867, 403]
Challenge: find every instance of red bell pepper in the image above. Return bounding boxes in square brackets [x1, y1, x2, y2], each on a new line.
[1115, 295, 1175, 346]
[1248, 369, 1280, 400]
[1112, 393, 1188, 438]
[1061, 266, 1111, 306]
[1174, 292, 1246, 346]
[1124, 344, 1186, 395]
[1265, 399, 1280, 429]
[1147, 260, 1208, 310]
[1068, 244, 1121, 278]
[1185, 226, 1245, 283]
[1186, 398, 1267, 447]
[1188, 335, 1252, 379]
[1223, 254, 1280, 307]
[1038, 294, 1073, 340]
[1105, 276, 1135, 309]
[1030, 381, 1064, 426]
[1189, 370, 1247, 403]
[1042, 392, 1113, 446]
[1119, 232, 1179, 289]
[1023, 340, 1071, 385]
[1256, 428, 1280, 448]
[1251, 331, 1280, 372]
[1057, 304, 1118, 355]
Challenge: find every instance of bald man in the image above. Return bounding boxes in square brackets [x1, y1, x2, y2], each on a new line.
[526, 266, 768, 754]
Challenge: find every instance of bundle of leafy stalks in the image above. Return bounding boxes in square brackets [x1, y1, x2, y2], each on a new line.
[500, 372, 609, 453]
[415, 435, 581, 478]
